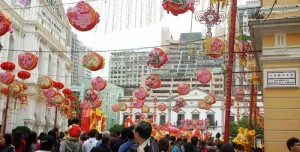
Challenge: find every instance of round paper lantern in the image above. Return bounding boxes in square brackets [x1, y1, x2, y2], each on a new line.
[70, 96, 78, 102]
[147, 48, 170, 68]
[43, 87, 57, 99]
[80, 99, 89, 110]
[70, 104, 76, 109]
[82, 52, 105, 71]
[205, 104, 212, 110]
[1, 88, 8, 95]
[1, 62, 15, 71]
[204, 93, 216, 105]
[208, 38, 225, 58]
[0, 12, 11, 36]
[198, 99, 206, 109]
[133, 99, 144, 109]
[62, 88, 72, 96]
[18, 52, 38, 70]
[196, 68, 212, 84]
[157, 103, 167, 112]
[145, 74, 161, 89]
[64, 98, 71, 106]
[66, 1, 100, 31]
[84, 89, 98, 101]
[91, 76, 107, 91]
[37, 76, 53, 89]
[234, 86, 245, 101]
[53, 81, 64, 90]
[90, 98, 102, 108]
[9, 82, 22, 94]
[0, 71, 15, 85]
[134, 87, 147, 100]
[118, 102, 128, 111]
[17, 70, 31, 80]
[162, 0, 195, 16]
[51, 93, 64, 107]
[177, 83, 190, 95]
[112, 104, 119, 112]
[141, 105, 150, 113]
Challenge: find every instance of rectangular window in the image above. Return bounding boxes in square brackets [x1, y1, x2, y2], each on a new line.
[135, 114, 140, 120]
[192, 114, 199, 120]
[177, 114, 185, 125]
[230, 116, 235, 122]
[160, 115, 166, 125]
[207, 114, 215, 126]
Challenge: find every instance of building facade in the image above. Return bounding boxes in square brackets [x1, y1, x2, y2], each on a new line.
[0, 0, 72, 133]
[249, 0, 300, 151]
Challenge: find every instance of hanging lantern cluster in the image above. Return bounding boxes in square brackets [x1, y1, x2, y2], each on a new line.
[196, 68, 212, 84]
[173, 97, 187, 113]
[147, 48, 170, 68]
[18, 52, 38, 70]
[145, 74, 161, 89]
[0, 62, 16, 85]
[0, 12, 12, 36]
[162, 0, 195, 16]
[177, 83, 190, 95]
[91, 76, 107, 91]
[82, 52, 105, 71]
[134, 87, 147, 100]
[66, 1, 100, 31]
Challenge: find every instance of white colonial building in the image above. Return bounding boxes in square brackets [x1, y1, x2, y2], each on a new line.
[118, 88, 263, 137]
[0, 0, 72, 133]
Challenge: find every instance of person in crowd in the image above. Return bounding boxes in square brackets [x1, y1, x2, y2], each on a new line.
[82, 129, 98, 152]
[133, 121, 159, 152]
[169, 140, 180, 152]
[48, 130, 60, 152]
[175, 138, 183, 152]
[118, 126, 138, 152]
[220, 143, 234, 152]
[91, 135, 111, 152]
[0, 133, 14, 152]
[36, 135, 56, 152]
[215, 133, 221, 145]
[234, 144, 244, 152]
[65, 117, 81, 141]
[36, 132, 47, 150]
[287, 137, 300, 152]
[12, 131, 26, 152]
[214, 142, 224, 152]
[115, 131, 121, 141]
[96, 130, 110, 146]
[60, 134, 82, 152]
[190, 136, 200, 152]
[110, 133, 118, 150]
[80, 131, 88, 143]
[25, 131, 38, 152]
[112, 128, 127, 152]
[158, 138, 169, 152]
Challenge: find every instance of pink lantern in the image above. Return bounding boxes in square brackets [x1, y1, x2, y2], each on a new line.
[204, 93, 216, 105]
[196, 68, 212, 84]
[234, 86, 245, 101]
[147, 48, 170, 68]
[118, 102, 128, 111]
[134, 87, 147, 100]
[177, 83, 190, 95]
[157, 103, 167, 112]
[90, 98, 102, 108]
[145, 75, 161, 89]
[141, 105, 150, 113]
[208, 38, 225, 58]
[37, 76, 53, 89]
[133, 99, 144, 109]
[43, 87, 57, 99]
[112, 104, 119, 112]
[198, 99, 206, 109]
[51, 93, 64, 107]
[91, 76, 107, 91]
[0, 71, 15, 85]
[82, 52, 105, 71]
[84, 89, 98, 101]
[173, 97, 187, 113]
[18, 52, 38, 70]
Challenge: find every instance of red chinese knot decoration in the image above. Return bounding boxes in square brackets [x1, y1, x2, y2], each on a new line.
[66, 1, 100, 31]
[134, 87, 147, 100]
[145, 75, 161, 89]
[82, 52, 105, 71]
[162, 0, 195, 16]
[1, 62, 15, 71]
[147, 48, 170, 68]
[196, 68, 212, 84]
[0, 71, 15, 85]
[18, 52, 38, 70]
[177, 83, 190, 95]
[0, 12, 12, 36]
[17, 70, 31, 80]
[91, 76, 107, 91]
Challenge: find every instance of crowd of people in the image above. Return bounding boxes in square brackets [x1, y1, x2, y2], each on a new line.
[0, 118, 299, 152]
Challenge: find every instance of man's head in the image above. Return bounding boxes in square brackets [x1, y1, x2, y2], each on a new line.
[287, 137, 300, 152]
[102, 135, 111, 146]
[88, 129, 98, 138]
[191, 136, 199, 145]
[133, 121, 152, 143]
[52, 127, 59, 138]
[72, 117, 80, 124]
[40, 135, 56, 151]
[176, 137, 183, 144]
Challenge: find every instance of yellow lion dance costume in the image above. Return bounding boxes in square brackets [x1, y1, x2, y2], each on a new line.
[233, 127, 255, 152]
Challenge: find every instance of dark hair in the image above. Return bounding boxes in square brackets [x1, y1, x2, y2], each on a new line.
[183, 138, 188, 143]
[102, 135, 110, 145]
[38, 132, 47, 140]
[3, 134, 12, 146]
[40, 135, 55, 151]
[126, 126, 134, 140]
[116, 131, 121, 136]
[134, 121, 152, 139]
[216, 142, 224, 150]
[12, 131, 22, 149]
[25, 132, 37, 152]
[191, 136, 199, 145]
[287, 137, 300, 151]
[176, 137, 182, 143]
[169, 136, 176, 142]
[72, 117, 80, 124]
[48, 130, 56, 139]
[220, 143, 234, 152]
[52, 127, 59, 132]
[158, 138, 169, 152]
[88, 129, 98, 138]
[183, 142, 194, 152]
[235, 144, 244, 151]
[216, 132, 221, 139]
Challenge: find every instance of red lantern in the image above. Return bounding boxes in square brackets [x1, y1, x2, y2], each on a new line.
[17, 70, 31, 80]
[64, 98, 71, 106]
[62, 88, 72, 96]
[147, 48, 170, 68]
[1, 88, 8, 95]
[82, 52, 105, 71]
[18, 52, 38, 70]
[70, 104, 76, 109]
[0, 71, 15, 85]
[1, 62, 15, 71]
[66, 1, 100, 31]
[37, 76, 53, 89]
[0, 12, 12, 36]
[208, 38, 225, 58]
[70, 96, 78, 102]
[53, 81, 64, 90]
[162, 0, 195, 16]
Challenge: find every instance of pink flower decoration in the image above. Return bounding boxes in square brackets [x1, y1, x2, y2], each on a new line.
[76, 1, 89, 13]
[91, 76, 107, 91]
[43, 87, 57, 99]
[84, 89, 98, 101]
[112, 104, 119, 112]
[134, 87, 147, 100]
[172, 97, 187, 113]
[133, 99, 144, 109]
[145, 75, 161, 89]
[75, 13, 92, 29]
[177, 83, 190, 95]
[157, 103, 167, 111]
[196, 68, 212, 84]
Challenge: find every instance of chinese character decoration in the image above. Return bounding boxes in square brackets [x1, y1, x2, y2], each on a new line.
[66, 1, 100, 31]
[162, 0, 195, 16]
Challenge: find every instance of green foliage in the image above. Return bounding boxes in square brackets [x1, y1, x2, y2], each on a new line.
[229, 122, 239, 137]
[229, 117, 263, 138]
[109, 124, 124, 133]
[12, 126, 31, 136]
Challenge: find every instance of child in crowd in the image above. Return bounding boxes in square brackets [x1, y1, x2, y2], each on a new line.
[65, 117, 81, 141]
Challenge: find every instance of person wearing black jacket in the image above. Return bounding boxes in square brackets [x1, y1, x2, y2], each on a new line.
[91, 135, 111, 152]
[133, 121, 159, 152]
